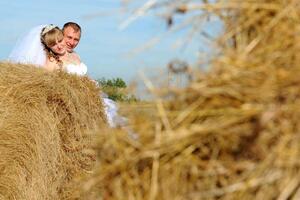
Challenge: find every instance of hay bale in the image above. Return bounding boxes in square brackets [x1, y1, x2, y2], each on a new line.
[0, 62, 106, 200]
[80, 1, 300, 199]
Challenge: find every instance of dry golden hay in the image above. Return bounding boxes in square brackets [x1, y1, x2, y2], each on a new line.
[0, 62, 106, 200]
[80, 0, 300, 200]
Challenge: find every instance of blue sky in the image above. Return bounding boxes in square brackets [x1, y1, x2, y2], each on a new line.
[0, 0, 222, 82]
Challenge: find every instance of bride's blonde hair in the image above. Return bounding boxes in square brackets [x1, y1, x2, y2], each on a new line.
[41, 26, 64, 67]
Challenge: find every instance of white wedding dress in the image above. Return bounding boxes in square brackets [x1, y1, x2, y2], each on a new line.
[64, 62, 127, 128]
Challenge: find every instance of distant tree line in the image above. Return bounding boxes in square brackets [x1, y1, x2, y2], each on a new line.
[96, 77, 138, 102]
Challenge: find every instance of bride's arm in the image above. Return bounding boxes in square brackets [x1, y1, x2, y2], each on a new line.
[44, 58, 59, 72]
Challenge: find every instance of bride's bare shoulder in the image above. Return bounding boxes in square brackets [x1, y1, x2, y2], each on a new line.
[45, 57, 60, 71]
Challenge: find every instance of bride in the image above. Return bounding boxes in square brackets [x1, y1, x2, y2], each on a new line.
[8, 24, 126, 128]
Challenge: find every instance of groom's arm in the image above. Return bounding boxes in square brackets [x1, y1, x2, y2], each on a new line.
[71, 52, 81, 63]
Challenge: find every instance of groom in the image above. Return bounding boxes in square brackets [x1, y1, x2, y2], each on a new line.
[62, 22, 129, 128]
[62, 22, 81, 61]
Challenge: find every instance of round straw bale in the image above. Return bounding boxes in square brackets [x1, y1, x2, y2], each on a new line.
[79, 1, 300, 199]
[0, 62, 106, 199]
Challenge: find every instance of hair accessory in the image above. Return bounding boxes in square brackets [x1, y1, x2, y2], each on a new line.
[41, 24, 57, 36]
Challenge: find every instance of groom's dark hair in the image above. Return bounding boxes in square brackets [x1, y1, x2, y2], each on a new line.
[63, 22, 81, 33]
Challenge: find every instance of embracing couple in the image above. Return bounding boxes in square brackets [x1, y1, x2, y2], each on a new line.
[9, 22, 86, 76]
[9, 22, 126, 128]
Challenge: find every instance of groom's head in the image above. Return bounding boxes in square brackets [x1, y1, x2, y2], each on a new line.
[63, 22, 81, 52]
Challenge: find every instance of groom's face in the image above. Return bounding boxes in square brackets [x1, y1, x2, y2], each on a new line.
[63, 27, 81, 52]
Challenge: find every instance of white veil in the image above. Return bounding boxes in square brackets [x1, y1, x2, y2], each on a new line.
[8, 24, 47, 67]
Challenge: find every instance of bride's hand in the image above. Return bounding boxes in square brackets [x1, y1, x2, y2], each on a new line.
[90, 79, 99, 86]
